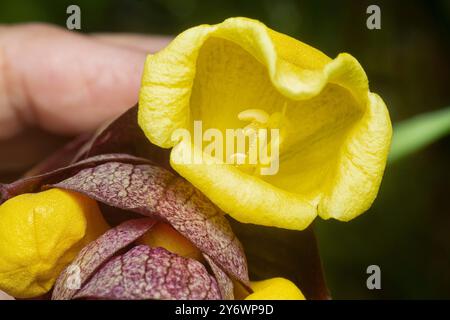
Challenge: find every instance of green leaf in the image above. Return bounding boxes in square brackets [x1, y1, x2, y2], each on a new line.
[389, 107, 450, 163]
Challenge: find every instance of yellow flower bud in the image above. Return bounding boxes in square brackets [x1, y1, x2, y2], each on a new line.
[138, 222, 202, 261]
[245, 277, 305, 300]
[0, 188, 109, 298]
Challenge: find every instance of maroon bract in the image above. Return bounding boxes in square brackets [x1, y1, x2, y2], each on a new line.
[0, 153, 152, 204]
[75, 246, 221, 300]
[229, 219, 331, 300]
[22, 106, 170, 178]
[72, 105, 171, 168]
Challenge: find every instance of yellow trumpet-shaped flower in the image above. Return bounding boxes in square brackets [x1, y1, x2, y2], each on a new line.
[139, 17, 392, 230]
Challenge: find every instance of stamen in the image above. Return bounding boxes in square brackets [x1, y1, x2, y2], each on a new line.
[234, 105, 288, 176]
[238, 109, 270, 124]
[281, 101, 288, 117]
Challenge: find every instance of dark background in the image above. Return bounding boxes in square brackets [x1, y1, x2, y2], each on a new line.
[0, 0, 449, 299]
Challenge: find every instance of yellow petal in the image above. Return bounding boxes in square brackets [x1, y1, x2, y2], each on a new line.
[245, 277, 305, 300]
[139, 17, 392, 229]
[171, 139, 316, 230]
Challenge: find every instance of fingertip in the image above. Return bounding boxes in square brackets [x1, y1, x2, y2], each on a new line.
[0, 23, 149, 136]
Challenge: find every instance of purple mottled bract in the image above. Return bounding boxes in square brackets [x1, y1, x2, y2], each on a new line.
[52, 160, 250, 289]
[75, 246, 221, 300]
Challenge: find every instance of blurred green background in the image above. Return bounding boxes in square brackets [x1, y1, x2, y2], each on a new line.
[0, 0, 449, 299]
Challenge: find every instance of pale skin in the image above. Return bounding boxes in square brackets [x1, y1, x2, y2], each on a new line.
[0, 23, 171, 300]
[0, 23, 170, 139]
